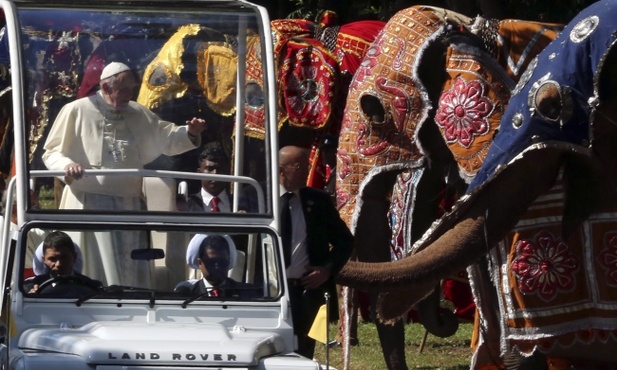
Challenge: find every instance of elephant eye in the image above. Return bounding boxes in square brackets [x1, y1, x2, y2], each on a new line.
[529, 79, 573, 123]
[147, 65, 170, 88]
[245, 82, 264, 108]
[535, 82, 562, 121]
[360, 95, 386, 124]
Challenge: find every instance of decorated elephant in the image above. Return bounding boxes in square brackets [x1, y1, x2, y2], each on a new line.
[334, 5, 561, 370]
[135, 23, 237, 186]
[242, 15, 418, 369]
[337, 0, 617, 368]
[244, 13, 385, 189]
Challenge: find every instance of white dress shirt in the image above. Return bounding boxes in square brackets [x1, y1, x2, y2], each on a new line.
[280, 186, 309, 279]
[201, 188, 231, 213]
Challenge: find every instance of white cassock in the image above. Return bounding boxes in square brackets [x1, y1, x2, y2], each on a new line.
[42, 91, 199, 287]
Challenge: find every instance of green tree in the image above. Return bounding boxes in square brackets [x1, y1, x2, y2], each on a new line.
[254, 0, 597, 25]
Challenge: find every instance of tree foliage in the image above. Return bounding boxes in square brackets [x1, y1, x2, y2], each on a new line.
[253, 0, 598, 25]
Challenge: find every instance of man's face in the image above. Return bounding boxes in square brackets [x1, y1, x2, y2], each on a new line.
[104, 71, 136, 110]
[198, 247, 229, 285]
[200, 159, 229, 196]
[279, 160, 309, 191]
[43, 246, 76, 276]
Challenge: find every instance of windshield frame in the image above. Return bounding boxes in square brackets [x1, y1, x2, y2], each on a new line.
[0, 0, 281, 312]
[16, 219, 284, 303]
[3, 0, 278, 224]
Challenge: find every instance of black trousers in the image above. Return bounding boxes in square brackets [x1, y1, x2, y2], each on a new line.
[287, 280, 327, 359]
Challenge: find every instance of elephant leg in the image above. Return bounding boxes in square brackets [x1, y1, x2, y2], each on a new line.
[352, 171, 409, 370]
[370, 291, 409, 370]
[353, 171, 398, 262]
[346, 286, 360, 345]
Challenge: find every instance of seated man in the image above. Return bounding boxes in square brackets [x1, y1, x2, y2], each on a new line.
[25, 231, 102, 294]
[186, 142, 232, 213]
[177, 234, 258, 299]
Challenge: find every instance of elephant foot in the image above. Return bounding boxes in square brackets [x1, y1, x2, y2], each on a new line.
[375, 318, 409, 370]
[503, 351, 547, 370]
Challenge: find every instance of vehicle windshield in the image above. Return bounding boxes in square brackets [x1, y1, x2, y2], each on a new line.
[9, 3, 272, 216]
[19, 223, 282, 301]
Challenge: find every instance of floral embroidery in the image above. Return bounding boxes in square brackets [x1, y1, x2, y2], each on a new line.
[285, 65, 325, 115]
[280, 42, 337, 129]
[511, 230, 579, 301]
[435, 77, 493, 148]
[598, 231, 617, 286]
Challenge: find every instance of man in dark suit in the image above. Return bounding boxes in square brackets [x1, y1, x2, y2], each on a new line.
[186, 142, 232, 213]
[278, 145, 354, 359]
[178, 234, 259, 299]
[25, 231, 102, 294]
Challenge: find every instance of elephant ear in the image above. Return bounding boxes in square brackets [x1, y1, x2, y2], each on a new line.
[435, 44, 510, 183]
[137, 24, 227, 110]
[374, 278, 437, 323]
[277, 38, 340, 131]
[243, 33, 266, 140]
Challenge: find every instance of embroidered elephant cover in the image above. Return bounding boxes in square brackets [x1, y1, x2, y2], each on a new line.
[464, 1, 617, 367]
[473, 167, 617, 367]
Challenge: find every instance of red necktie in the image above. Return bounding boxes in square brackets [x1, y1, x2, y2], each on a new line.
[210, 197, 220, 212]
[211, 288, 220, 297]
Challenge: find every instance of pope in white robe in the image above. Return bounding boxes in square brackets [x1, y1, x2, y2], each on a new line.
[42, 62, 206, 287]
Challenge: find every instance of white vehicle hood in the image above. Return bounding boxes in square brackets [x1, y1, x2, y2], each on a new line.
[18, 321, 287, 366]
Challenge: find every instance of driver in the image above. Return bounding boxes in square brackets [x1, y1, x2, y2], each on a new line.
[176, 234, 259, 299]
[25, 231, 102, 294]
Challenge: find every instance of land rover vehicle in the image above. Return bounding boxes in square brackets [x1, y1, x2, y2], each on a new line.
[0, 0, 321, 369]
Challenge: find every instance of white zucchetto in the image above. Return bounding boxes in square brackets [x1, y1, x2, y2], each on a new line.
[100, 62, 131, 81]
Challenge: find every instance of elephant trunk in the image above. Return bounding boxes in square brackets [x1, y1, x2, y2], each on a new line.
[337, 149, 567, 320]
[417, 285, 459, 338]
[337, 212, 492, 322]
[338, 213, 490, 287]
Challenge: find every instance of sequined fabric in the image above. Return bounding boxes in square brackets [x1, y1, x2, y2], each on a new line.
[136, 24, 235, 116]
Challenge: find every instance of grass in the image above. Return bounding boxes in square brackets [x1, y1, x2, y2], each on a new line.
[314, 321, 473, 370]
[36, 185, 55, 209]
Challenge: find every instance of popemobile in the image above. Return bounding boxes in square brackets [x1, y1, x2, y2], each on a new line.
[0, 0, 322, 369]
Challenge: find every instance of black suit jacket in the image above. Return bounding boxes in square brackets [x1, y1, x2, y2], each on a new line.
[234, 185, 354, 319]
[186, 278, 260, 299]
[240, 184, 353, 273]
[186, 191, 232, 212]
[298, 186, 353, 277]
[186, 192, 206, 212]
[297, 186, 354, 321]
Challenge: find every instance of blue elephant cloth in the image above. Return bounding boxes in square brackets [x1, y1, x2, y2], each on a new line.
[462, 2, 617, 367]
[468, 0, 617, 191]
